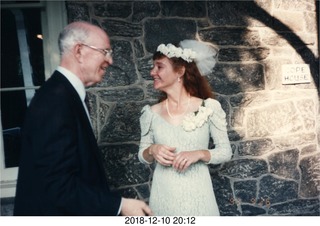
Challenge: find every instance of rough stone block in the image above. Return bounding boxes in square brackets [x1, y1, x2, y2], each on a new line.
[93, 2, 131, 18]
[220, 159, 268, 179]
[199, 28, 261, 46]
[66, 2, 90, 22]
[234, 180, 257, 203]
[132, 1, 160, 22]
[101, 144, 151, 188]
[102, 19, 142, 37]
[247, 101, 304, 137]
[97, 40, 137, 87]
[259, 175, 298, 204]
[268, 199, 320, 216]
[219, 47, 270, 62]
[100, 101, 148, 143]
[241, 204, 267, 216]
[238, 139, 274, 156]
[268, 149, 300, 180]
[299, 153, 320, 198]
[161, 1, 206, 17]
[207, 1, 272, 27]
[144, 19, 197, 53]
[97, 87, 144, 102]
[208, 63, 264, 95]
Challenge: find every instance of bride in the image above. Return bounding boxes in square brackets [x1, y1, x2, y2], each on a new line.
[138, 40, 232, 216]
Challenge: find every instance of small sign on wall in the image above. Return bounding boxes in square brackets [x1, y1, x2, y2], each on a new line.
[281, 64, 311, 85]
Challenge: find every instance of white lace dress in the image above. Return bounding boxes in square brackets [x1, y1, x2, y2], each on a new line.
[138, 98, 232, 216]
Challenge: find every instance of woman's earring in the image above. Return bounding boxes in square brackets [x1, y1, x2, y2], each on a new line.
[178, 77, 181, 82]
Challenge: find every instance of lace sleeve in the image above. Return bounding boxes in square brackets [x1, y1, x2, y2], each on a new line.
[138, 105, 154, 164]
[205, 98, 232, 164]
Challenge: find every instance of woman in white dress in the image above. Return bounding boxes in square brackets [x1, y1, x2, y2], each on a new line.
[138, 40, 232, 216]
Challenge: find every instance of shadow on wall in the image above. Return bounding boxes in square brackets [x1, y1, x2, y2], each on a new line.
[198, 1, 319, 216]
[246, 0, 319, 94]
[202, 1, 319, 95]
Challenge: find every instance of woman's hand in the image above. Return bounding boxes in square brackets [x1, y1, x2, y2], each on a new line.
[172, 150, 210, 172]
[148, 144, 176, 166]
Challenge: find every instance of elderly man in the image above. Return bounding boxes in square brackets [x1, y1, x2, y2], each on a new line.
[14, 21, 152, 216]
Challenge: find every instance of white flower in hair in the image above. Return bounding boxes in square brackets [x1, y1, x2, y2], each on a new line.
[183, 48, 197, 60]
[157, 43, 196, 63]
[157, 44, 166, 53]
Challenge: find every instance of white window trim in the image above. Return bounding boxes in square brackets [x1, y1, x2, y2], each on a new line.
[0, 0, 67, 198]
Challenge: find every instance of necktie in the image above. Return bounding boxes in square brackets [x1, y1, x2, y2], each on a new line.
[84, 95, 90, 112]
[83, 94, 92, 125]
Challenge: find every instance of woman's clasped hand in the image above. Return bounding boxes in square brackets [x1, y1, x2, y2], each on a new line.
[148, 144, 204, 172]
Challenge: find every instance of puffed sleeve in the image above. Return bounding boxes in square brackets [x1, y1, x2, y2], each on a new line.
[205, 98, 232, 164]
[138, 105, 154, 164]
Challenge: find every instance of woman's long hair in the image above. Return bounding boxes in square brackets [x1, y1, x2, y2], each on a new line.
[153, 52, 214, 102]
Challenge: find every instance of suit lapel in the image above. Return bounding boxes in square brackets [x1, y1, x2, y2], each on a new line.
[52, 72, 107, 175]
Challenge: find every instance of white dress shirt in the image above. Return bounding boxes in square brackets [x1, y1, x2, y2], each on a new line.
[56, 66, 91, 123]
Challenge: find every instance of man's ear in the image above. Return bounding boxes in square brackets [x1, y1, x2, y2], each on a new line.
[74, 43, 83, 62]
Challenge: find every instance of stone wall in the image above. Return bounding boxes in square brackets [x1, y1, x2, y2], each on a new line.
[66, 0, 319, 216]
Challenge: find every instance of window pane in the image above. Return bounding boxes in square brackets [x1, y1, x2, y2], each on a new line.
[1, 7, 45, 168]
[1, 9, 24, 89]
[1, 1, 40, 5]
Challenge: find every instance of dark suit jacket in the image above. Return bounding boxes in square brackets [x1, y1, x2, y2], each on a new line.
[14, 71, 121, 215]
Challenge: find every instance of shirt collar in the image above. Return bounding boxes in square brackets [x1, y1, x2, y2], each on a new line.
[57, 66, 86, 102]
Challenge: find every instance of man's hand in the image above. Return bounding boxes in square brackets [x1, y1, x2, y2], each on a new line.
[120, 198, 153, 216]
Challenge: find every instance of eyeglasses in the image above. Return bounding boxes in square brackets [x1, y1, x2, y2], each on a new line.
[80, 43, 113, 58]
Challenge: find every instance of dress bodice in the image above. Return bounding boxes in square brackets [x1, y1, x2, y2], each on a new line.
[139, 98, 232, 165]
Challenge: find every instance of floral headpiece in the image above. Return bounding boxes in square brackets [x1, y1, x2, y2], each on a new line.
[156, 40, 218, 76]
[157, 43, 196, 63]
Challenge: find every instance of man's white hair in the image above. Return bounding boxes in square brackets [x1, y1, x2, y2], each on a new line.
[58, 21, 92, 55]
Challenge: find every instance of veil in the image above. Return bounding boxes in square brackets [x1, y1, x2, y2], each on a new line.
[179, 40, 218, 76]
